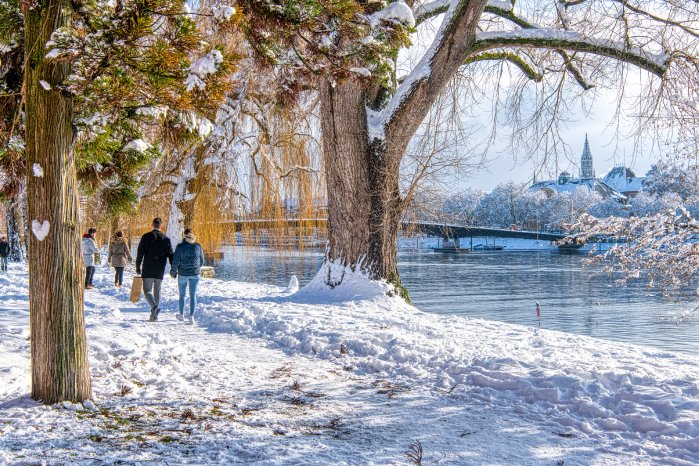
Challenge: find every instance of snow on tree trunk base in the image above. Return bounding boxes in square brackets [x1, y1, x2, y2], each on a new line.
[295, 258, 408, 304]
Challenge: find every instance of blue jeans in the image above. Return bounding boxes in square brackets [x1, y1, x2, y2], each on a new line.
[0, 256, 7, 272]
[178, 275, 200, 316]
[85, 266, 95, 286]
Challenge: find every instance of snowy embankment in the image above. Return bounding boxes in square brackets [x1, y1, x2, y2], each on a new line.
[1, 264, 698, 465]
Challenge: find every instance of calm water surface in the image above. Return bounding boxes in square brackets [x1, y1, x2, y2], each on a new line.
[211, 246, 699, 356]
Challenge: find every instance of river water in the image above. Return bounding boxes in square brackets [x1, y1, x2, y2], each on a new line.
[211, 246, 699, 356]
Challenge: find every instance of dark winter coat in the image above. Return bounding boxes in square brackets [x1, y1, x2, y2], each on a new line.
[136, 229, 173, 279]
[171, 240, 205, 277]
[0, 240, 9, 257]
[108, 236, 132, 268]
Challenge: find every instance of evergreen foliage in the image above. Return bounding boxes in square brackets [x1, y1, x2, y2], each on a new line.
[0, 0, 240, 218]
[236, 0, 413, 104]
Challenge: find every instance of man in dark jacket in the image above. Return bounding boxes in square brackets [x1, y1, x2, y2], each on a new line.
[136, 218, 173, 321]
[0, 236, 9, 272]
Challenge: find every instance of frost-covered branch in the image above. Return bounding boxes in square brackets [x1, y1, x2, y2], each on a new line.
[572, 207, 699, 294]
[472, 30, 668, 77]
[414, 0, 450, 25]
[372, 0, 489, 146]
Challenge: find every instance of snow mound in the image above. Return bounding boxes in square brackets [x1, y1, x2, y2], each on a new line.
[284, 275, 299, 294]
[292, 260, 392, 303]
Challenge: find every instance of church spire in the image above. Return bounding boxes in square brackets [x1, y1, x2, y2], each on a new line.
[581, 134, 594, 179]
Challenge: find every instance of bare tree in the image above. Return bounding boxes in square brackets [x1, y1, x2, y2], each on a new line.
[312, 0, 696, 292]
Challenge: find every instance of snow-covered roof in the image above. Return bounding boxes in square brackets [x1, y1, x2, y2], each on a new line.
[602, 166, 646, 194]
[531, 177, 627, 201]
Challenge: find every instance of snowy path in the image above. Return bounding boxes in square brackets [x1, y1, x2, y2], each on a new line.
[1, 265, 698, 465]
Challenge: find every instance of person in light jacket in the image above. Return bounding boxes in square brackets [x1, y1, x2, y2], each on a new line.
[107, 231, 132, 288]
[81, 227, 99, 289]
[170, 228, 205, 324]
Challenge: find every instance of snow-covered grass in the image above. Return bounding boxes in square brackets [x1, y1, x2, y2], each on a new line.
[1, 264, 698, 465]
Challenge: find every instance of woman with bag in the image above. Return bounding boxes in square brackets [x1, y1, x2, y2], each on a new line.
[108, 231, 132, 288]
[171, 228, 205, 324]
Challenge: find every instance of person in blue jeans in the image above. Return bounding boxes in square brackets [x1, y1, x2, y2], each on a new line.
[170, 228, 205, 324]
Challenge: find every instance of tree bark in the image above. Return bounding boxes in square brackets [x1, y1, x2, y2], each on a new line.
[25, 0, 92, 403]
[320, 80, 404, 294]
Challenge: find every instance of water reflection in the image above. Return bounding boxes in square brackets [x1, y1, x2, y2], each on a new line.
[211, 246, 699, 355]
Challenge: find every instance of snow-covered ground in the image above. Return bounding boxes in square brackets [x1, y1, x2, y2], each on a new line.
[1, 264, 698, 465]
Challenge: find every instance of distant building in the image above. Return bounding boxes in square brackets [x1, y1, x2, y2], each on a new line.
[531, 134, 627, 202]
[601, 166, 646, 198]
[580, 135, 595, 179]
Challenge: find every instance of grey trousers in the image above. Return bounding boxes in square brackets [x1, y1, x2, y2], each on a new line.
[142, 278, 162, 310]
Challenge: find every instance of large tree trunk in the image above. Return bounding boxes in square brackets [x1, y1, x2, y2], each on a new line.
[320, 80, 404, 294]
[25, 0, 92, 403]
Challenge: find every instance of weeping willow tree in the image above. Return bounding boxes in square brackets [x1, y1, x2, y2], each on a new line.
[240, 97, 324, 250]
[130, 64, 325, 257]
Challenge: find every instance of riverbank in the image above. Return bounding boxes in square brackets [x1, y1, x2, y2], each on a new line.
[1, 264, 698, 465]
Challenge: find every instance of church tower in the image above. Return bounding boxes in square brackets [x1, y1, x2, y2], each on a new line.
[580, 134, 594, 179]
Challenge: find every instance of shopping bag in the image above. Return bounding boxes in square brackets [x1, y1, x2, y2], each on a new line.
[129, 276, 143, 303]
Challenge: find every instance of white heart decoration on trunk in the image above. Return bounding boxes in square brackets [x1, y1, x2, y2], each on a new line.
[31, 219, 51, 241]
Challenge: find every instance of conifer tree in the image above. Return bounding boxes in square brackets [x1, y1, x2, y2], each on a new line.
[2, 0, 239, 403]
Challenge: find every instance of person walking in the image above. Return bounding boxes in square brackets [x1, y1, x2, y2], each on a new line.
[81, 227, 99, 289]
[108, 231, 132, 288]
[136, 217, 173, 322]
[171, 228, 205, 324]
[0, 236, 9, 272]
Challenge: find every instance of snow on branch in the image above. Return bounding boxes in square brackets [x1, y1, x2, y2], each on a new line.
[414, 0, 450, 25]
[369, 2, 415, 28]
[415, 0, 512, 26]
[610, 0, 699, 40]
[472, 29, 669, 77]
[368, 0, 469, 141]
[185, 50, 224, 91]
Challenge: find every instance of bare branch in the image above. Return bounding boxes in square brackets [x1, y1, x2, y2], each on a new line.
[463, 51, 543, 82]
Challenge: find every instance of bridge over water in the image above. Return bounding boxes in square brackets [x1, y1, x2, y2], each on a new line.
[226, 219, 568, 242]
[407, 222, 567, 242]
